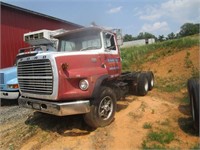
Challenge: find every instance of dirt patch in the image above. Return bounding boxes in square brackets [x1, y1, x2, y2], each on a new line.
[142, 46, 199, 79]
[1, 91, 199, 150]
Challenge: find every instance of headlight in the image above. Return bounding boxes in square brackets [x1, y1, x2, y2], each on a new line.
[79, 79, 89, 91]
[7, 84, 19, 89]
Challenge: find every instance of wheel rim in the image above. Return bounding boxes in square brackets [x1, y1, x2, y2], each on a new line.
[98, 96, 113, 120]
[191, 96, 195, 122]
[151, 78, 154, 87]
[144, 80, 148, 92]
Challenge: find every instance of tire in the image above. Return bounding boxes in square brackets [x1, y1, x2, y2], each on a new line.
[187, 79, 194, 113]
[137, 73, 149, 96]
[191, 80, 199, 131]
[187, 78, 199, 131]
[84, 86, 116, 128]
[146, 71, 154, 91]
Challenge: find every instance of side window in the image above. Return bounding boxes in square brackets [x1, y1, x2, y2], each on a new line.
[103, 33, 116, 50]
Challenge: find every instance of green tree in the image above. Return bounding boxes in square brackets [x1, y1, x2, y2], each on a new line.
[179, 23, 199, 37]
[158, 35, 165, 42]
[123, 34, 134, 42]
[167, 32, 176, 40]
[137, 32, 156, 40]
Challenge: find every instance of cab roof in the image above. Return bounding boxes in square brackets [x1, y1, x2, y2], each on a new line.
[54, 26, 113, 38]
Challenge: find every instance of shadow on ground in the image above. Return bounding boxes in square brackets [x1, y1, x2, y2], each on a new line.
[25, 112, 95, 137]
[178, 104, 199, 136]
[178, 104, 191, 116]
[0, 98, 18, 106]
[178, 117, 199, 136]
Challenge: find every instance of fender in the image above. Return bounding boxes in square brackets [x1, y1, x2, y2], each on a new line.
[91, 74, 110, 98]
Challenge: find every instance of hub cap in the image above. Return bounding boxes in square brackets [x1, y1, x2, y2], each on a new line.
[98, 96, 113, 120]
[145, 81, 148, 91]
[151, 79, 154, 87]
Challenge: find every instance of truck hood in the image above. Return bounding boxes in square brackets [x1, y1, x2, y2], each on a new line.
[0, 66, 18, 84]
[0, 66, 17, 74]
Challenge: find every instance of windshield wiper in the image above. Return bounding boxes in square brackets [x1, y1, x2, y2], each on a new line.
[80, 46, 99, 51]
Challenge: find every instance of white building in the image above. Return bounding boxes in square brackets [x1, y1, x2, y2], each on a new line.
[121, 38, 155, 48]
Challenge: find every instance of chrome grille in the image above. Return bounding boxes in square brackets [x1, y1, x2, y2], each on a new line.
[0, 73, 4, 84]
[18, 59, 53, 95]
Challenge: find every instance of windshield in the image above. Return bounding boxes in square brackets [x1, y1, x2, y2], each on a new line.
[59, 30, 102, 52]
[34, 45, 57, 52]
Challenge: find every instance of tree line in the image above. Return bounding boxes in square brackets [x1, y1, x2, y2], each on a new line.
[123, 23, 199, 42]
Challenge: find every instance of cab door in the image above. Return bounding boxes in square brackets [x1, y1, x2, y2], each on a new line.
[102, 32, 121, 78]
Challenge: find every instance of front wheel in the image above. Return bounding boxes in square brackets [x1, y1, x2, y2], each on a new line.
[84, 86, 116, 128]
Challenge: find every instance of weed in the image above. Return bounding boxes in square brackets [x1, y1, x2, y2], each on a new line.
[190, 143, 200, 149]
[140, 102, 147, 112]
[128, 111, 143, 119]
[160, 119, 170, 126]
[141, 129, 175, 149]
[191, 66, 199, 78]
[28, 125, 38, 136]
[157, 83, 182, 93]
[164, 84, 178, 92]
[9, 143, 14, 150]
[184, 51, 193, 68]
[143, 122, 152, 129]
[40, 132, 49, 143]
[184, 51, 199, 78]
[155, 77, 187, 93]
[147, 131, 175, 144]
[180, 95, 190, 104]
[151, 109, 155, 114]
[142, 140, 166, 150]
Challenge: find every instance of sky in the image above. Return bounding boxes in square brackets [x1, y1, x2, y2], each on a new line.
[1, 0, 200, 37]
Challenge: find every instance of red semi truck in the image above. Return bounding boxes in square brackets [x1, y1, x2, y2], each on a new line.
[17, 27, 154, 128]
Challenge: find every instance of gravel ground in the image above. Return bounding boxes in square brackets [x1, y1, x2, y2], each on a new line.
[0, 99, 33, 125]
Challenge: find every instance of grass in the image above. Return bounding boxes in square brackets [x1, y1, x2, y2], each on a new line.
[9, 143, 14, 150]
[142, 130, 175, 149]
[147, 131, 175, 144]
[155, 77, 187, 93]
[143, 122, 152, 129]
[27, 125, 38, 136]
[180, 95, 190, 104]
[184, 51, 193, 68]
[142, 140, 166, 149]
[121, 35, 199, 71]
[142, 119, 176, 149]
[191, 143, 200, 149]
[160, 119, 170, 126]
[184, 51, 199, 78]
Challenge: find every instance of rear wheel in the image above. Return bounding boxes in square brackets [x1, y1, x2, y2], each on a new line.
[84, 86, 116, 128]
[137, 73, 148, 96]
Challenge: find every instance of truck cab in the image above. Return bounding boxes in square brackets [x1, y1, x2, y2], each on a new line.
[0, 66, 19, 100]
[18, 27, 153, 128]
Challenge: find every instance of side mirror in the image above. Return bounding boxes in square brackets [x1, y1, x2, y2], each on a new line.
[112, 29, 123, 46]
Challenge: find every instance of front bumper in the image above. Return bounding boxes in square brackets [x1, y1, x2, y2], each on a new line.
[0, 91, 19, 99]
[18, 96, 90, 116]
